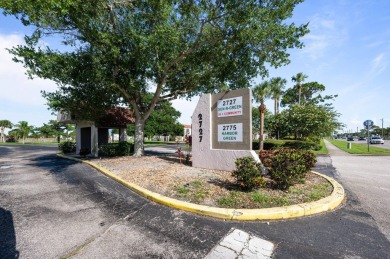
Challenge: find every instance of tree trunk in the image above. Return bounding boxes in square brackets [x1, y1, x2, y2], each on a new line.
[274, 98, 277, 115]
[259, 104, 266, 151]
[133, 116, 145, 157]
[0, 127, 4, 143]
[298, 84, 301, 105]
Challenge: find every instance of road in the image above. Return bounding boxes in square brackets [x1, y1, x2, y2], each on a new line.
[342, 138, 390, 149]
[324, 139, 390, 241]
[1, 144, 390, 258]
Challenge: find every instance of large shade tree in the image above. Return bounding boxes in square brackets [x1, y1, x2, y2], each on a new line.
[2, 0, 309, 156]
[267, 78, 342, 140]
[275, 104, 342, 140]
[281, 81, 338, 107]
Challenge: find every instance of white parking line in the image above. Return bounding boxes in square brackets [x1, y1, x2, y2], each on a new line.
[204, 228, 274, 259]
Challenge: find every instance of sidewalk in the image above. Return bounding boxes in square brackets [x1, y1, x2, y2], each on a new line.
[323, 139, 352, 156]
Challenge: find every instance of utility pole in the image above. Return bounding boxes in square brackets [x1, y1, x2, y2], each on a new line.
[381, 118, 384, 138]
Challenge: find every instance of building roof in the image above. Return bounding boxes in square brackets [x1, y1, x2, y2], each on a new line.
[57, 107, 134, 128]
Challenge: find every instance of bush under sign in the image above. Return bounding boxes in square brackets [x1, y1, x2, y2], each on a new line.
[218, 123, 243, 142]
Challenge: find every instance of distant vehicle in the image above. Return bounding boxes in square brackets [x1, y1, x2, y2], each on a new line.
[370, 136, 384, 144]
[347, 136, 354, 141]
[358, 136, 366, 141]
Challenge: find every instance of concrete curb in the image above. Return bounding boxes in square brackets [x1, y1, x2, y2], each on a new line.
[57, 154, 345, 221]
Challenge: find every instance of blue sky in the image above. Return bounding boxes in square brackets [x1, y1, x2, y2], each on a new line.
[1, 0, 389, 134]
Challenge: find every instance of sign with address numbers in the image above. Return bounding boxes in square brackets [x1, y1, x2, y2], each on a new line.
[218, 123, 243, 142]
[217, 97, 243, 117]
[191, 88, 259, 171]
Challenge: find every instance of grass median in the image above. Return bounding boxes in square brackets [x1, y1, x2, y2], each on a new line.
[327, 139, 390, 155]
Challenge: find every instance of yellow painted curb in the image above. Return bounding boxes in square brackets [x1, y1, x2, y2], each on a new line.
[57, 154, 345, 220]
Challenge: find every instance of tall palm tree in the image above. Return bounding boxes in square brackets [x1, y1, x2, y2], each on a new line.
[291, 72, 308, 105]
[14, 121, 33, 144]
[252, 81, 271, 151]
[270, 77, 287, 115]
[0, 120, 13, 142]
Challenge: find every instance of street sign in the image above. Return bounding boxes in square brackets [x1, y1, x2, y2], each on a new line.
[363, 120, 373, 152]
[363, 120, 373, 129]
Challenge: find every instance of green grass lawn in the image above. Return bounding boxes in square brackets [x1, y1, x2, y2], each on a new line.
[327, 139, 390, 155]
[313, 139, 328, 155]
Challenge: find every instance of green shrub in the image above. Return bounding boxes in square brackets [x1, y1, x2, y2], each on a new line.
[116, 141, 134, 156]
[232, 156, 265, 191]
[263, 148, 316, 190]
[58, 141, 76, 153]
[99, 142, 134, 157]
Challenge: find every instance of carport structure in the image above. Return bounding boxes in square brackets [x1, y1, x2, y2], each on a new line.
[57, 107, 134, 157]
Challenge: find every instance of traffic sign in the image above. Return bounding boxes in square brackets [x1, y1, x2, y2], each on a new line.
[363, 120, 373, 129]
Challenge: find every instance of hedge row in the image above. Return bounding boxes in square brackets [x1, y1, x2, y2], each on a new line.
[58, 141, 134, 157]
[99, 142, 134, 157]
[252, 139, 321, 151]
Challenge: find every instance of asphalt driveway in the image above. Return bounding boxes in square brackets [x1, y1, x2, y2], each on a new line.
[1, 144, 390, 258]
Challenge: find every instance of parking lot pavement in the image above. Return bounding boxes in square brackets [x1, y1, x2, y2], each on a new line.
[2, 145, 390, 258]
[0, 146, 211, 258]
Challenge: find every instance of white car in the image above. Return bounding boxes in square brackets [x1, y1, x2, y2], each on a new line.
[370, 136, 384, 144]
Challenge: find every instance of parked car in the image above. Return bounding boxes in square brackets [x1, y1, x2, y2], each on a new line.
[370, 136, 384, 144]
[358, 136, 366, 141]
[347, 136, 354, 141]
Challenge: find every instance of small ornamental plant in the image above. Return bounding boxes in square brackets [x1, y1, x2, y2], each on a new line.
[232, 156, 265, 191]
[263, 148, 316, 190]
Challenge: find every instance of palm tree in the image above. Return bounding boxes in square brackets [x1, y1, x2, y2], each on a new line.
[0, 120, 13, 142]
[291, 72, 308, 105]
[14, 121, 33, 144]
[252, 81, 271, 151]
[270, 77, 287, 115]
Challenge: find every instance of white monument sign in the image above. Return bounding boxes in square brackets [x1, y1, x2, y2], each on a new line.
[192, 88, 260, 171]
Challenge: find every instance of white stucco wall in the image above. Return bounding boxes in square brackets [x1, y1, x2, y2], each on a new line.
[75, 121, 98, 157]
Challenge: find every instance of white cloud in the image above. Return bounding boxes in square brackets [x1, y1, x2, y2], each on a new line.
[370, 53, 388, 76]
[301, 14, 348, 60]
[0, 33, 58, 107]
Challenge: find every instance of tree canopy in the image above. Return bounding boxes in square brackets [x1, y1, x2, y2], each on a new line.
[13, 121, 34, 144]
[281, 81, 338, 107]
[252, 74, 341, 141]
[2, 0, 309, 155]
